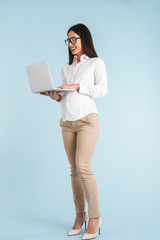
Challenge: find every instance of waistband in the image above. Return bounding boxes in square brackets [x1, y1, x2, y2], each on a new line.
[59, 113, 99, 128]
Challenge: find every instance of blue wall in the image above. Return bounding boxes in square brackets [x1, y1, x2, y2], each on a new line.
[0, 0, 159, 239]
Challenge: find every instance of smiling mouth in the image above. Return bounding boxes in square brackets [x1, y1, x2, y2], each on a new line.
[71, 47, 76, 52]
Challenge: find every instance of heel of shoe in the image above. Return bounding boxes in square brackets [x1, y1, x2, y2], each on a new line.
[84, 212, 88, 230]
[98, 216, 102, 235]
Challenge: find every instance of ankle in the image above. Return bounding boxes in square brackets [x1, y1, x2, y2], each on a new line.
[76, 212, 85, 217]
[88, 217, 99, 223]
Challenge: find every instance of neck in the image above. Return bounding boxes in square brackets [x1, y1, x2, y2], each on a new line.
[75, 51, 84, 62]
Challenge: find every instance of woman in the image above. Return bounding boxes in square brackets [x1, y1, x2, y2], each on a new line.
[40, 23, 108, 240]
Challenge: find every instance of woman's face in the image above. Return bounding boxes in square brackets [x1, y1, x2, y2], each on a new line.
[67, 30, 84, 56]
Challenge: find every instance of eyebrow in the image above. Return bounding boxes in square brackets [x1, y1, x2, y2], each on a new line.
[67, 37, 77, 40]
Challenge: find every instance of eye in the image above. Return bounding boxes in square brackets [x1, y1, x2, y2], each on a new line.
[71, 37, 76, 42]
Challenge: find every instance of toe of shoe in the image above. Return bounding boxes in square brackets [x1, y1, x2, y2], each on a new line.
[82, 233, 97, 240]
[68, 228, 81, 236]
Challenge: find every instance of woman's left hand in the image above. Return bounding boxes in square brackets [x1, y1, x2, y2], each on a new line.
[57, 84, 80, 91]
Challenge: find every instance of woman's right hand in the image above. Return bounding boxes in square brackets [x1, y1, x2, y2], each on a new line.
[40, 91, 61, 101]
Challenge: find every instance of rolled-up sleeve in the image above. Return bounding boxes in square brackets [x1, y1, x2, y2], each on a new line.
[79, 58, 108, 98]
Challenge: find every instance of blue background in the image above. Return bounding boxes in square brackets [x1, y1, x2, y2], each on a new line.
[0, 0, 159, 239]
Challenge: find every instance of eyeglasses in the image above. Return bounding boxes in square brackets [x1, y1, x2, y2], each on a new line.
[64, 37, 81, 46]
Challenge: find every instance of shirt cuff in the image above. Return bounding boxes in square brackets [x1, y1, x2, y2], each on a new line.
[79, 83, 88, 94]
[58, 92, 65, 96]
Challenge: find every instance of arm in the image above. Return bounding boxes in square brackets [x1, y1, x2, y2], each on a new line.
[57, 65, 67, 101]
[79, 58, 108, 98]
[51, 65, 67, 103]
[56, 65, 80, 97]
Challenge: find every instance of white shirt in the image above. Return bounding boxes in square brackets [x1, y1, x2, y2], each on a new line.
[59, 53, 108, 121]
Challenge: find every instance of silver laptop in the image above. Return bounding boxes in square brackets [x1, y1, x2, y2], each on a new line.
[26, 61, 76, 93]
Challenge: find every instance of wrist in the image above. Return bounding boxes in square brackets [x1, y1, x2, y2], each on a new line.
[56, 94, 61, 102]
[77, 84, 80, 91]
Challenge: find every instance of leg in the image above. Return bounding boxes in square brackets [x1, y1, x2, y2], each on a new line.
[75, 118, 100, 219]
[75, 114, 101, 234]
[61, 125, 86, 214]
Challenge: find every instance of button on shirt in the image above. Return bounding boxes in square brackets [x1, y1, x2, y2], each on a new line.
[59, 53, 108, 121]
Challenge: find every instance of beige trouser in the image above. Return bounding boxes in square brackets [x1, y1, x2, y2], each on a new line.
[59, 113, 100, 218]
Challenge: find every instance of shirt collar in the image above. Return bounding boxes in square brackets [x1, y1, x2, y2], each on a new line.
[73, 53, 89, 63]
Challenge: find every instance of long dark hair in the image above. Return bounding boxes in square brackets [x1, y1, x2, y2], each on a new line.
[67, 23, 98, 65]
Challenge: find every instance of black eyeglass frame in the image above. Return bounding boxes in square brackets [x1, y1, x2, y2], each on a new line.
[64, 37, 81, 46]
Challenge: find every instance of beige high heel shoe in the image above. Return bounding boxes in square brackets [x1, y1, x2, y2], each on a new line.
[68, 212, 88, 236]
[82, 216, 102, 239]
